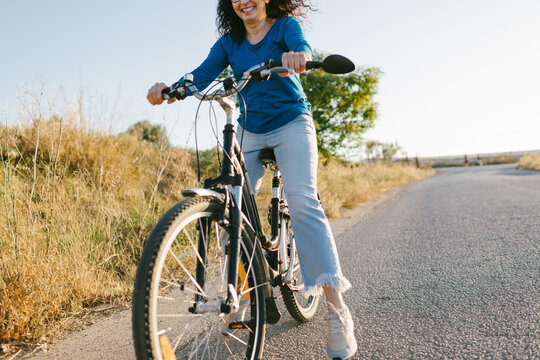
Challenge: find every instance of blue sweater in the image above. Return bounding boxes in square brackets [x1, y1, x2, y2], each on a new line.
[180, 17, 313, 133]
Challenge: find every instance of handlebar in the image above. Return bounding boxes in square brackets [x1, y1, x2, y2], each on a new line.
[161, 54, 355, 102]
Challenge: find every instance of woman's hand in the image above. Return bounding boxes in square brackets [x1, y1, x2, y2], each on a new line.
[280, 51, 311, 77]
[147, 82, 176, 105]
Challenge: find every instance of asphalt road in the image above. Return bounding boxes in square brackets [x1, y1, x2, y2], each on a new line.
[26, 164, 540, 359]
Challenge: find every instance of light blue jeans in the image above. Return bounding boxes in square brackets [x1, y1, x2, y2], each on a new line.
[237, 114, 351, 296]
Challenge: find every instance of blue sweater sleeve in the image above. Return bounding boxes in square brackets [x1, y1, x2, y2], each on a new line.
[283, 17, 312, 57]
[178, 38, 228, 94]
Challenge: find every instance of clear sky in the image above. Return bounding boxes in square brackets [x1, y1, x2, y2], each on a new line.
[1, 0, 539, 157]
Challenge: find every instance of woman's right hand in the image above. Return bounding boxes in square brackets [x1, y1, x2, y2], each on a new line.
[147, 82, 176, 105]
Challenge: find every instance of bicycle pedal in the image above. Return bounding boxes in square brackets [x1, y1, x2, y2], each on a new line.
[228, 321, 253, 330]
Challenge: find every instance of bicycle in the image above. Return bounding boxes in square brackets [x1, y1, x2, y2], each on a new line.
[132, 54, 355, 360]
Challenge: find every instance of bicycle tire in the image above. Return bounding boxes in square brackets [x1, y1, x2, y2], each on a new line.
[280, 217, 320, 323]
[132, 196, 267, 360]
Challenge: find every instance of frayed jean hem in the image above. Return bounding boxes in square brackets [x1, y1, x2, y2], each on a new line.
[302, 273, 352, 298]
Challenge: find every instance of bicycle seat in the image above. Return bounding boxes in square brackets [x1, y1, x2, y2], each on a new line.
[260, 148, 278, 170]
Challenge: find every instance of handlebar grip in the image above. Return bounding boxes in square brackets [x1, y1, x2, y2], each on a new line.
[161, 87, 171, 100]
[269, 55, 355, 74]
[161, 85, 187, 101]
[267, 60, 323, 70]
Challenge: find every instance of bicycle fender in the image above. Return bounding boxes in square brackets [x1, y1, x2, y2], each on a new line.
[182, 188, 225, 200]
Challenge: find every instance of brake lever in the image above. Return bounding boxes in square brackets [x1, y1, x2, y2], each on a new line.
[262, 67, 294, 77]
[161, 83, 187, 101]
[250, 66, 294, 81]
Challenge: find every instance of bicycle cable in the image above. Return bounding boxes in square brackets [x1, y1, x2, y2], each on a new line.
[193, 78, 228, 186]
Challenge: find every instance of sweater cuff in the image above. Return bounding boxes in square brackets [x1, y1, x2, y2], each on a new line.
[294, 44, 313, 58]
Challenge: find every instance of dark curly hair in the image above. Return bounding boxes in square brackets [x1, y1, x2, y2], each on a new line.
[216, 0, 315, 40]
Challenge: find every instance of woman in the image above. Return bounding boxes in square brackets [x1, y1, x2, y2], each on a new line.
[147, 0, 357, 358]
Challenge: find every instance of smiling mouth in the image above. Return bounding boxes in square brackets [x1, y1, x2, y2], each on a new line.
[241, 6, 255, 14]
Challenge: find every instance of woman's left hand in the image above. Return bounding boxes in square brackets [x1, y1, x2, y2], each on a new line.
[280, 51, 311, 77]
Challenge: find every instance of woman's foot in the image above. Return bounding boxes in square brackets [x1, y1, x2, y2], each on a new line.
[326, 302, 357, 359]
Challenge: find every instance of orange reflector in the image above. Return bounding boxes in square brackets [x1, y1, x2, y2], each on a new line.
[238, 262, 249, 299]
[160, 335, 177, 360]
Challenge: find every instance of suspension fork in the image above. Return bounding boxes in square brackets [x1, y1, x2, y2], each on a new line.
[195, 218, 210, 303]
[224, 178, 243, 312]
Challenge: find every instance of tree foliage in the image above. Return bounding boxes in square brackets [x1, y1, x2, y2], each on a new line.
[363, 140, 402, 163]
[301, 51, 381, 159]
[127, 120, 169, 146]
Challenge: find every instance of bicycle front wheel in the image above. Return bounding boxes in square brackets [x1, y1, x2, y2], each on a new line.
[132, 196, 267, 360]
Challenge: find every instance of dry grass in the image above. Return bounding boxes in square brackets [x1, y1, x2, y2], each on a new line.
[0, 114, 196, 345]
[0, 111, 433, 347]
[317, 161, 433, 218]
[253, 160, 433, 234]
[517, 154, 540, 171]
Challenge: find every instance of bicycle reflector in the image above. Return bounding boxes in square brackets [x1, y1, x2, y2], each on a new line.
[160, 335, 177, 360]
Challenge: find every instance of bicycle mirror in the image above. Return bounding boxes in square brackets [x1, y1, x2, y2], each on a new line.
[322, 55, 356, 74]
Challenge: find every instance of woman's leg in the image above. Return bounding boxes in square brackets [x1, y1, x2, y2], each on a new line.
[266, 114, 351, 298]
[240, 117, 356, 358]
[267, 115, 356, 358]
[323, 287, 346, 309]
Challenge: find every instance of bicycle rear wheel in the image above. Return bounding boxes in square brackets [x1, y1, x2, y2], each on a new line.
[132, 197, 267, 359]
[280, 217, 321, 322]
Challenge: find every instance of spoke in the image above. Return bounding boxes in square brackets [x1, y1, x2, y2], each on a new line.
[183, 219, 224, 303]
[182, 226, 206, 271]
[239, 320, 254, 334]
[240, 236, 258, 295]
[157, 314, 202, 318]
[199, 219, 225, 297]
[182, 286, 206, 297]
[222, 337, 234, 355]
[157, 328, 171, 336]
[190, 320, 216, 358]
[157, 295, 176, 301]
[200, 320, 217, 358]
[172, 321, 193, 352]
[214, 335, 221, 360]
[223, 330, 248, 346]
[240, 281, 270, 297]
[188, 335, 198, 360]
[162, 264, 173, 280]
[159, 278, 182, 288]
[169, 247, 207, 297]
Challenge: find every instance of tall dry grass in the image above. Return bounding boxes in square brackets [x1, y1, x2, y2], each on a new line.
[0, 111, 196, 344]
[0, 107, 432, 346]
[317, 161, 433, 218]
[517, 154, 540, 171]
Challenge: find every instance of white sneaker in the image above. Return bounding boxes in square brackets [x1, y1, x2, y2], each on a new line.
[326, 302, 358, 359]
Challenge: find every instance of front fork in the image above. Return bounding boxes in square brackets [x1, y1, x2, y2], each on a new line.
[224, 183, 244, 312]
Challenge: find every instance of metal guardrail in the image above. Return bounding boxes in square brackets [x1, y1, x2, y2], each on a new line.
[413, 149, 540, 167]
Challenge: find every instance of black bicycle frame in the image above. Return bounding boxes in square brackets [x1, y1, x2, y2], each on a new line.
[201, 123, 266, 311]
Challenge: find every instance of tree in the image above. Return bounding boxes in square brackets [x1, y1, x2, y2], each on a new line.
[301, 51, 381, 159]
[127, 120, 169, 146]
[364, 140, 381, 164]
[362, 140, 402, 163]
[380, 141, 401, 163]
